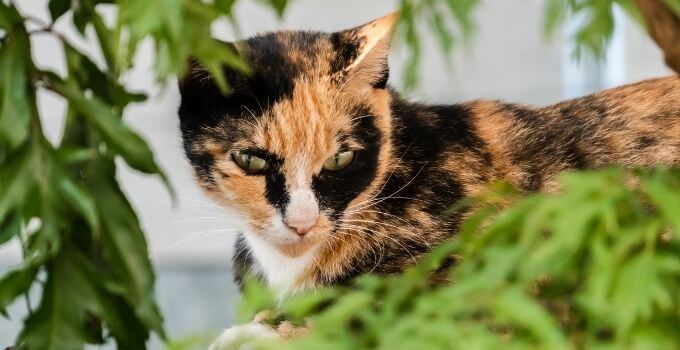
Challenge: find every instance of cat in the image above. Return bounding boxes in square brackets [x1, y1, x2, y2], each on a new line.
[177, 13, 680, 349]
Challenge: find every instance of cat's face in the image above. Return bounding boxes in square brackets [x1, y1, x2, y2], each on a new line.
[179, 15, 397, 257]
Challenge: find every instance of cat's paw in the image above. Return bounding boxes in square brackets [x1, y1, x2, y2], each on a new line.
[208, 322, 278, 350]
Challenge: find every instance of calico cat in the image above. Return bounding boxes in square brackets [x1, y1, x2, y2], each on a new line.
[178, 13, 680, 347]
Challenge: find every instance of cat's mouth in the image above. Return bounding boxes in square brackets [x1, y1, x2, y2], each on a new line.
[264, 223, 330, 258]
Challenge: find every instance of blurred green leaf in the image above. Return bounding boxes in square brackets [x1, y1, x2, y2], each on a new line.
[0, 263, 38, 312]
[46, 73, 160, 174]
[0, 28, 31, 149]
[48, 0, 70, 22]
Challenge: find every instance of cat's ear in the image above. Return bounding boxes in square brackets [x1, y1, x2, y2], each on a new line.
[333, 12, 399, 89]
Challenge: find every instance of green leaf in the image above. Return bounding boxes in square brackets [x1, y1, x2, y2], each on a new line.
[664, 0, 680, 17]
[0, 211, 21, 245]
[64, 44, 147, 107]
[45, 72, 160, 174]
[91, 11, 118, 73]
[544, 0, 566, 36]
[214, 0, 237, 14]
[19, 246, 149, 349]
[0, 2, 23, 29]
[88, 167, 165, 338]
[19, 257, 89, 350]
[57, 169, 100, 234]
[48, 0, 71, 22]
[444, 0, 477, 36]
[0, 264, 38, 312]
[0, 29, 32, 149]
[643, 169, 680, 234]
[0, 144, 37, 224]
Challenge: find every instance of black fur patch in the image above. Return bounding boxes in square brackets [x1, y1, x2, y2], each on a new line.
[232, 235, 255, 289]
[312, 105, 381, 219]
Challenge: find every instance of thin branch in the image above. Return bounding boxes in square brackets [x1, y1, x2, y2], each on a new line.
[634, 0, 680, 74]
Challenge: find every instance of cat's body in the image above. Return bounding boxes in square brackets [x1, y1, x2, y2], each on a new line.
[177, 13, 679, 348]
[232, 76, 680, 292]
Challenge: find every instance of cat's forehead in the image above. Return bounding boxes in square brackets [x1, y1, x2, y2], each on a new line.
[242, 31, 338, 82]
[241, 81, 371, 158]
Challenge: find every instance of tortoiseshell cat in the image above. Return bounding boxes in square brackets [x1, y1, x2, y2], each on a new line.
[178, 13, 679, 348]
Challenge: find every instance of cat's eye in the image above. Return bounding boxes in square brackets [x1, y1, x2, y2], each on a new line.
[233, 152, 268, 174]
[323, 151, 355, 171]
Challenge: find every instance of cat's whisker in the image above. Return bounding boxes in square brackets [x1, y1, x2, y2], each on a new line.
[340, 218, 430, 247]
[340, 218, 432, 251]
[350, 115, 372, 122]
[346, 164, 429, 215]
[343, 195, 435, 216]
[338, 223, 418, 264]
[173, 214, 244, 224]
[179, 198, 250, 218]
[346, 161, 428, 213]
[334, 227, 385, 271]
[345, 137, 420, 213]
[169, 228, 240, 249]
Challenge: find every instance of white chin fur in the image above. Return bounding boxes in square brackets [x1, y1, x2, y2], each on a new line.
[243, 216, 319, 297]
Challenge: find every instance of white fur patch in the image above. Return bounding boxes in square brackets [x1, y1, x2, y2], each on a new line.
[208, 322, 277, 350]
[285, 187, 319, 231]
[244, 231, 318, 298]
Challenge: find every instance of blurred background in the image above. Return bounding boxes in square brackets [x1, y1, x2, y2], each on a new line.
[0, 0, 672, 346]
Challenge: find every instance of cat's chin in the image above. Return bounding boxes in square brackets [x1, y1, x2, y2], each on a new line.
[267, 231, 326, 258]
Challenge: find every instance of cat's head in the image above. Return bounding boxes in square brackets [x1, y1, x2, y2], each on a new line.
[178, 14, 397, 257]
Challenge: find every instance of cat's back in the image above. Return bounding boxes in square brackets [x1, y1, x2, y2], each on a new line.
[460, 76, 679, 191]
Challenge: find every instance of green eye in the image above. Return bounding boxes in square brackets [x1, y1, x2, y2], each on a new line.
[233, 152, 268, 174]
[323, 151, 355, 171]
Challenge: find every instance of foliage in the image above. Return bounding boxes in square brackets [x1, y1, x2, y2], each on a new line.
[0, 0, 255, 348]
[240, 168, 680, 349]
[397, 0, 680, 88]
[0, 0, 675, 349]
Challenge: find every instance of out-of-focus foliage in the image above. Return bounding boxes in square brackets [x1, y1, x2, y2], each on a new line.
[239, 168, 680, 349]
[398, 0, 680, 88]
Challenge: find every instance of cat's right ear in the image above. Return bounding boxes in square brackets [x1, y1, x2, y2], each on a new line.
[332, 12, 399, 90]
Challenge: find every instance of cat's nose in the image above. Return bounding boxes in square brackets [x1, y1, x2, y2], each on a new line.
[285, 215, 319, 236]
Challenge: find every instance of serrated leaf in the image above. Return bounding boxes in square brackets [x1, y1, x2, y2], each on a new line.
[19, 246, 148, 349]
[19, 258, 89, 350]
[88, 169, 165, 338]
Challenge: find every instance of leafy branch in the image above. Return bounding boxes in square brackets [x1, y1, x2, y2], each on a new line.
[241, 169, 680, 349]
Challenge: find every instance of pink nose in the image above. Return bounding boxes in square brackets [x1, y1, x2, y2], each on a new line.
[285, 216, 319, 236]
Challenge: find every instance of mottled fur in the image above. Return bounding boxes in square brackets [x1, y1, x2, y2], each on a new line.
[178, 14, 680, 296]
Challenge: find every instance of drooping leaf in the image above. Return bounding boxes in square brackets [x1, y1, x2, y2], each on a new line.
[0, 263, 38, 312]
[0, 28, 32, 149]
[87, 164, 165, 338]
[45, 73, 160, 174]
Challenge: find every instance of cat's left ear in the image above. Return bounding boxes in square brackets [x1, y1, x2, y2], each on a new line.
[332, 12, 399, 89]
